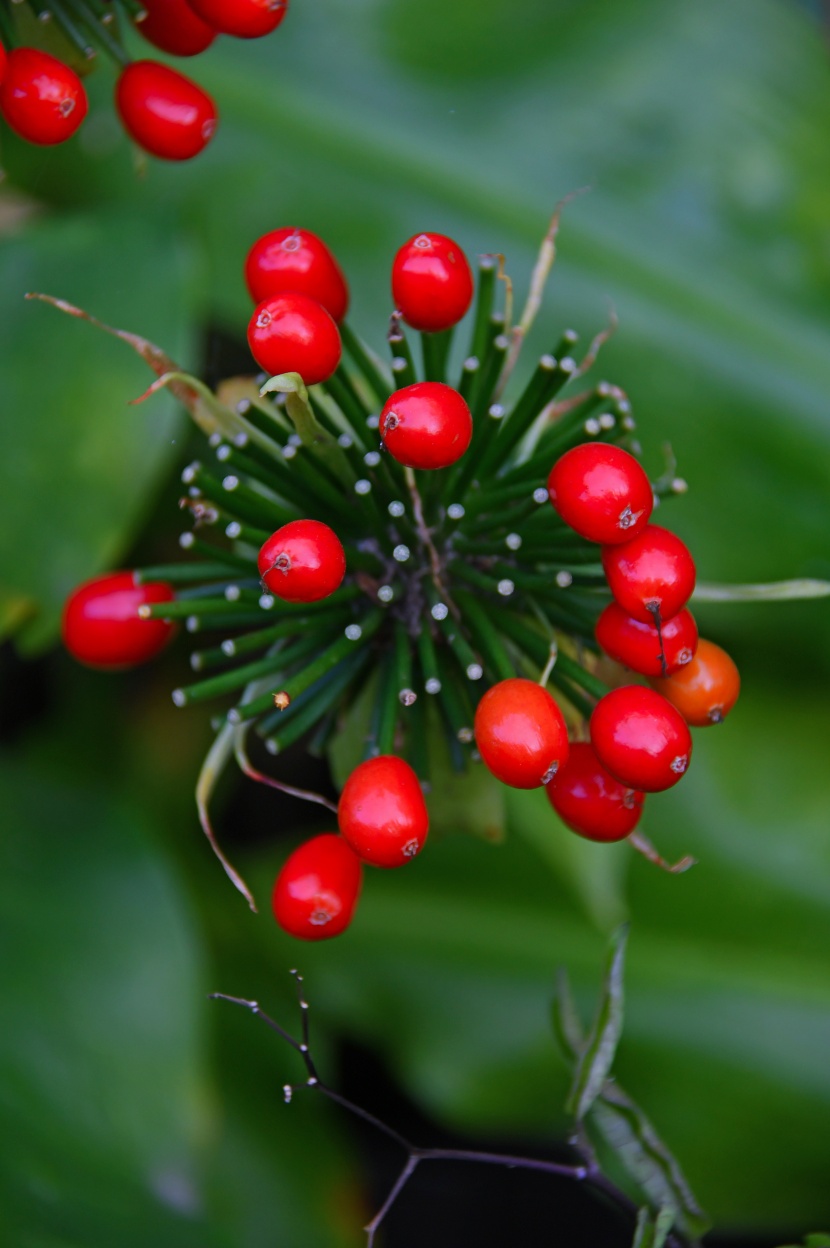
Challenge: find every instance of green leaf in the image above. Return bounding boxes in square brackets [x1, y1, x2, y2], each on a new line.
[592, 1081, 710, 1239]
[551, 967, 585, 1065]
[631, 1205, 676, 1248]
[566, 925, 629, 1120]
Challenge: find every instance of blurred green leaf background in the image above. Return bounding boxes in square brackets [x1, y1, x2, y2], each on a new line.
[1, 0, 829, 1243]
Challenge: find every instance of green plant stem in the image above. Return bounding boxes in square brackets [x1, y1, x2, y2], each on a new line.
[134, 561, 249, 585]
[467, 257, 497, 368]
[421, 328, 453, 383]
[340, 320, 392, 402]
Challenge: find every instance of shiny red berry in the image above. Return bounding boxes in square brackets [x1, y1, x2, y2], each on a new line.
[272, 833, 362, 940]
[545, 742, 644, 842]
[602, 524, 696, 624]
[548, 443, 653, 544]
[245, 226, 349, 322]
[188, 0, 288, 38]
[652, 638, 740, 726]
[258, 519, 345, 603]
[474, 678, 570, 789]
[590, 685, 692, 792]
[338, 755, 429, 868]
[248, 293, 342, 385]
[62, 571, 175, 669]
[379, 381, 472, 470]
[115, 60, 217, 161]
[0, 48, 87, 145]
[0, 40, 8, 87]
[134, 0, 216, 56]
[391, 232, 474, 333]
[595, 602, 698, 678]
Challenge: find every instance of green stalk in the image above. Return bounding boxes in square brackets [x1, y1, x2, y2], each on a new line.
[185, 611, 266, 633]
[404, 684, 430, 785]
[441, 333, 509, 503]
[388, 321, 419, 389]
[44, 0, 96, 57]
[393, 619, 415, 701]
[416, 620, 442, 693]
[192, 608, 351, 669]
[467, 257, 497, 368]
[475, 354, 575, 480]
[458, 355, 480, 404]
[371, 646, 400, 757]
[322, 369, 372, 450]
[452, 588, 516, 683]
[340, 320, 393, 402]
[68, 0, 130, 63]
[143, 597, 263, 620]
[134, 561, 249, 585]
[184, 463, 297, 532]
[224, 519, 271, 547]
[421, 328, 453, 383]
[178, 533, 254, 571]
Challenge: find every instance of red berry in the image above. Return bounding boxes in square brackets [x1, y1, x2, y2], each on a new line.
[0, 48, 87, 145]
[272, 833, 362, 940]
[134, 0, 217, 56]
[115, 60, 217, 161]
[0, 40, 7, 87]
[391, 232, 474, 333]
[258, 519, 346, 603]
[602, 524, 696, 624]
[338, 755, 429, 868]
[245, 227, 349, 322]
[62, 571, 175, 669]
[590, 685, 692, 793]
[248, 293, 342, 385]
[188, 0, 288, 38]
[547, 443, 653, 544]
[595, 602, 698, 678]
[652, 638, 740, 726]
[545, 742, 644, 842]
[474, 678, 570, 789]
[379, 382, 472, 470]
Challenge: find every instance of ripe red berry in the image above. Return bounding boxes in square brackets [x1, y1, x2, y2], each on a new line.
[115, 60, 217, 161]
[595, 602, 698, 678]
[338, 755, 429, 868]
[547, 443, 653, 544]
[0, 47, 87, 145]
[652, 637, 740, 726]
[602, 524, 696, 624]
[245, 227, 349, 322]
[62, 571, 175, 669]
[545, 742, 644, 842]
[0, 40, 7, 87]
[272, 833, 362, 940]
[590, 685, 692, 792]
[474, 677, 570, 789]
[258, 519, 346, 603]
[134, 0, 217, 56]
[379, 381, 472, 470]
[248, 293, 342, 385]
[188, 0, 288, 39]
[391, 232, 474, 333]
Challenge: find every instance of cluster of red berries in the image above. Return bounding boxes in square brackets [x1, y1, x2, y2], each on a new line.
[59, 220, 740, 939]
[0, 0, 287, 159]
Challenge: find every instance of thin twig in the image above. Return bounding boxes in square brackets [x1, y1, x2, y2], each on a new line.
[211, 980, 695, 1248]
